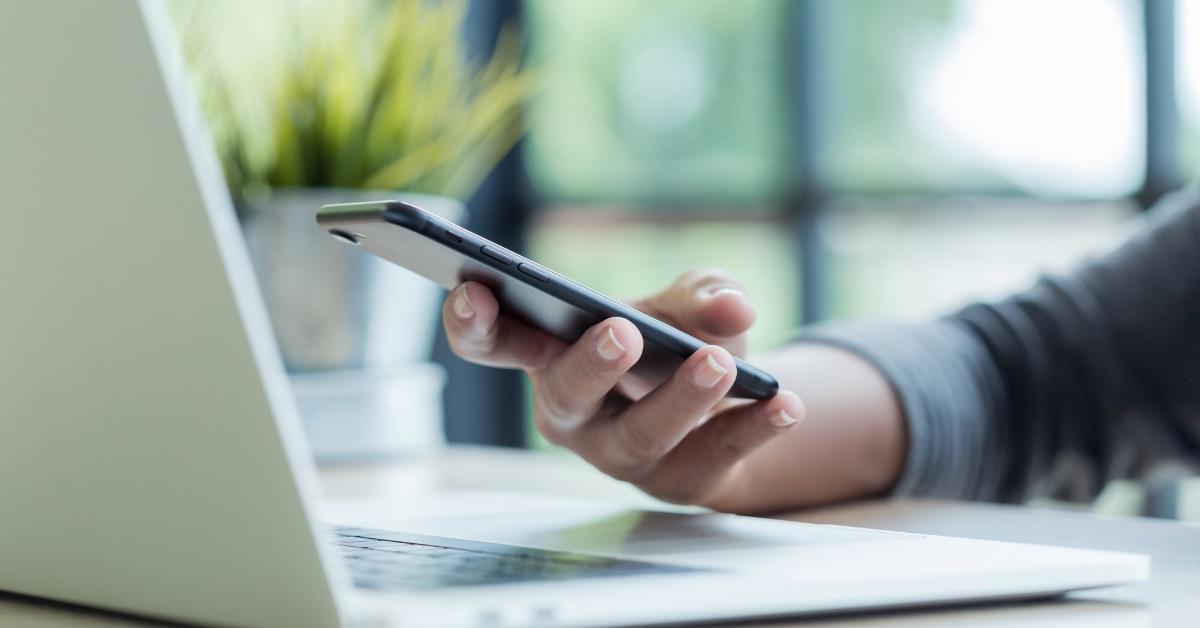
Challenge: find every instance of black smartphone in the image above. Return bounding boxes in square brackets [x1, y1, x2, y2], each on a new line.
[316, 200, 779, 400]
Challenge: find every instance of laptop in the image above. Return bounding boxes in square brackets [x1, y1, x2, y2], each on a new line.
[0, 2, 1148, 627]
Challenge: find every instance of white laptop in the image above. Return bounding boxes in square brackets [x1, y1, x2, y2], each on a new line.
[0, 2, 1148, 627]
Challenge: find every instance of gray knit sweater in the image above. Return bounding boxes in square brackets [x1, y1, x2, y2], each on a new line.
[803, 188, 1200, 503]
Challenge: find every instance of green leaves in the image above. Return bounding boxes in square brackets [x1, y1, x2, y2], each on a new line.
[177, 0, 533, 201]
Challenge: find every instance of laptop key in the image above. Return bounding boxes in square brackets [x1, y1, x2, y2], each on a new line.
[332, 526, 703, 590]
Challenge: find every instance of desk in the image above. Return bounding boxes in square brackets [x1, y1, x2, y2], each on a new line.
[3, 446, 1196, 626]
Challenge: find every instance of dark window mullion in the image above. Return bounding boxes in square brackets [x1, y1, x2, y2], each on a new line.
[1139, 0, 1180, 209]
[785, 0, 828, 324]
[438, 0, 530, 448]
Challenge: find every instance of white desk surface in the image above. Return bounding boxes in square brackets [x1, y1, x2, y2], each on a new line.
[3, 446, 1196, 626]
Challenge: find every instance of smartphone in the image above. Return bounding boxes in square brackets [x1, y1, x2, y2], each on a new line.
[316, 200, 779, 400]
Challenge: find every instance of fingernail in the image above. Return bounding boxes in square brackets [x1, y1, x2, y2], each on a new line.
[701, 286, 746, 300]
[595, 327, 627, 362]
[692, 354, 728, 389]
[452, 287, 475, 320]
[769, 409, 798, 427]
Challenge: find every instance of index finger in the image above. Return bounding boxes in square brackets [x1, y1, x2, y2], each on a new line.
[442, 282, 564, 371]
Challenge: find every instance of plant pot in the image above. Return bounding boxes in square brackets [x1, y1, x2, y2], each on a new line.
[239, 187, 465, 371]
[290, 363, 446, 463]
[239, 187, 464, 462]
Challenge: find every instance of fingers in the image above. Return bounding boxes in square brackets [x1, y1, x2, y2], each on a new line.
[635, 268, 755, 353]
[638, 390, 805, 508]
[445, 276, 802, 511]
[442, 282, 563, 370]
[532, 317, 643, 436]
[575, 345, 738, 479]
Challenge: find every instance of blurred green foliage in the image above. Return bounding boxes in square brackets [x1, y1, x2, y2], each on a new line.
[524, 0, 790, 206]
[172, 0, 533, 201]
[529, 218, 800, 354]
[823, 0, 961, 191]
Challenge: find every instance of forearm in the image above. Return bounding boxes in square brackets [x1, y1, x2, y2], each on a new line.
[711, 343, 907, 514]
[723, 188, 1200, 511]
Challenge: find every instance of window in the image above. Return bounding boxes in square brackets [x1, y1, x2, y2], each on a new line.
[822, 0, 1144, 197]
[174, 0, 1196, 453]
[1181, 0, 1200, 179]
[821, 198, 1135, 320]
[529, 215, 800, 353]
[812, 0, 1146, 320]
[523, 0, 1149, 337]
[524, 0, 790, 205]
[523, 0, 799, 353]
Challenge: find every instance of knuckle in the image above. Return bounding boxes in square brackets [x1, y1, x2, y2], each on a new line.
[669, 484, 712, 506]
[570, 337, 607, 375]
[579, 344, 629, 379]
[684, 266, 730, 288]
[591, 455, 650, 484]
[694, 416, 765, 465]
[445, 334, 481, 361]
[687, 268, 750, 299]
[449, 331, 499, 364]
[445, 314, 497, 354]
[649, 467, 741, 509]
[473, 320, 504, 354]
[709, 434, 749, 463]
[533, 380, 583, 426]
[533, 411, 571, 447]
[614, 419, 671, 463]
[696, 488, 740, 512]
[641, 479, 711, 507]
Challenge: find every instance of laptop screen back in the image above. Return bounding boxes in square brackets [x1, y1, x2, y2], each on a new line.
[0, 2, 344, 625]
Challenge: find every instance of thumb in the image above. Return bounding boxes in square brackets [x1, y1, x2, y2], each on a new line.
[633, 268, 755, 356]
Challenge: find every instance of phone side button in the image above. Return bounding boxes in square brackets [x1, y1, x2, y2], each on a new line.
[517, 263, 549, 282]
[480, 245, 514, 265]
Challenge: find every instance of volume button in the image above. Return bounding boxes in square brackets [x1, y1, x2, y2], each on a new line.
[480, 245, 513, 265]
[518, 263, 549, 282]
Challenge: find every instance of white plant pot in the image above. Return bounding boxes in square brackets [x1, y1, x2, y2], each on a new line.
[290, 363, 446, 463]
[240, 187, 465, 370]
[239, 187, 464, 461]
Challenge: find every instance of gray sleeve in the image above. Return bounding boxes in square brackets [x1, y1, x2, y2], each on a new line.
[800, 188, 1200, 503]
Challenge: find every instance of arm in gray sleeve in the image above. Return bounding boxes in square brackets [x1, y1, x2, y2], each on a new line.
[801, 188, 1200, 503]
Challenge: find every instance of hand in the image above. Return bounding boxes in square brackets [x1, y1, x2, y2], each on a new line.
[441, 268, 805, 510]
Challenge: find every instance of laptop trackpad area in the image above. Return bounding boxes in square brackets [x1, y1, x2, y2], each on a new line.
[370, 505, 916, 563]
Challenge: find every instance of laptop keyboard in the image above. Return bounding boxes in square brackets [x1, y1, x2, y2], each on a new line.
[334, 527, 701, 591]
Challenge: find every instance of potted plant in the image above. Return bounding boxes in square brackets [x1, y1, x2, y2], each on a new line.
[171, 0, 533, 459]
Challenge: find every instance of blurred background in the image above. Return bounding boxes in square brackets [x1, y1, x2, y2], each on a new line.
[169, 0, 1200, 520]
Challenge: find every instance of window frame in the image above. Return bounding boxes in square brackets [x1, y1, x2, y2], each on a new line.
[444, 0, 1186, 448]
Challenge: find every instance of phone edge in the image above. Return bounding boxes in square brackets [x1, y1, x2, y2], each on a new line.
[316, 201, 779, 400]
